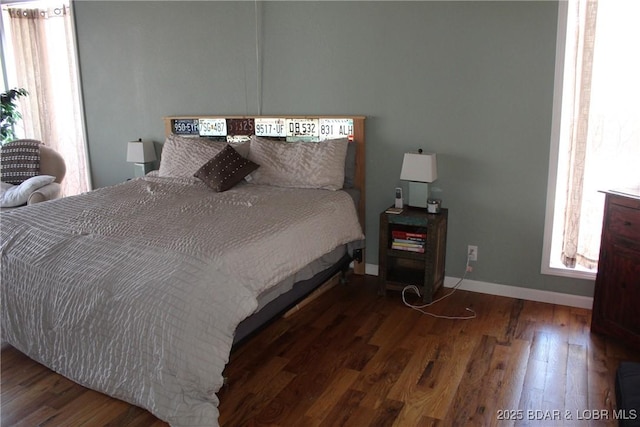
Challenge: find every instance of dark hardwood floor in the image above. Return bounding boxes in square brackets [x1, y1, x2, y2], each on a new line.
[2, 274, 638, 426]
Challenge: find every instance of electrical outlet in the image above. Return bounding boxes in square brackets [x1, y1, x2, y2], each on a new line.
[468, 245, 478, 262]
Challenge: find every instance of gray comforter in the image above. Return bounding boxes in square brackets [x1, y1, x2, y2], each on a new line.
[1, 175, 364, 426]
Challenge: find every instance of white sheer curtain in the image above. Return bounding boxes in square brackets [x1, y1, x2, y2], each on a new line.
[5, 3, 90, 196]
[559, 0, 640, 269]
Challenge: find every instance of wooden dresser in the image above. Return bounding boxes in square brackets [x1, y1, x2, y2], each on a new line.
[591, 190, 640, 349]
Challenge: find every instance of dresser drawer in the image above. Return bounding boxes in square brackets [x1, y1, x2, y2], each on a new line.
[608, 203, 640, 242]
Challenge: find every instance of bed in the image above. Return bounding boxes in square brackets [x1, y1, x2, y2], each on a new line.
[0, 115, 366, 426]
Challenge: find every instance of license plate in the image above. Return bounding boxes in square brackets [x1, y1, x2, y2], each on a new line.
[227, 135, 250, 143]
[227, 118, 254, 135]
[173, 119, 199, 135]
[198, 118, 227, 136]
[319, 118, 354, 141]
[255, 118, 286, 137]
[286, 118, 319, 139]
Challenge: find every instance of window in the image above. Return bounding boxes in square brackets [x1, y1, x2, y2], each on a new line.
[542, 0, 640, 280]
[1, 0, 91, 196]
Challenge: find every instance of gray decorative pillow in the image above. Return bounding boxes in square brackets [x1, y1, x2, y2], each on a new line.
[158, 134, 227, 178]
[0, 139, 41, 185]
[248, 136, 348, 191]
[344, 140, 357, 189]
[194, 145, 259, 192]
[227, 138, 250, 158]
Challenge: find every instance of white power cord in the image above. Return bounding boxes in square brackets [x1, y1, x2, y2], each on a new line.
[401, 252, 477, 320]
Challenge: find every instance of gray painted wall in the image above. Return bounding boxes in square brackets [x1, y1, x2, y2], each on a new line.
[74, 1, 594, 297]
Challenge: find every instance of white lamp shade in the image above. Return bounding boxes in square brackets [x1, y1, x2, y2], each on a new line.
[400, 152, 437, 183]
[126, 140, 157, 163]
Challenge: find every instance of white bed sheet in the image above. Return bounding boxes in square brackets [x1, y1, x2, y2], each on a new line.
[0, 175, 364, 426]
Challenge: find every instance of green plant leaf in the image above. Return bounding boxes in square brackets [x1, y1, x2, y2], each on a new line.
[0, 87, 29, 144]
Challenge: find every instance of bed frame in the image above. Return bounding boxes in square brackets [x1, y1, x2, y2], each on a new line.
[163, 115, 366, 274]
[163, 115, 366, 346]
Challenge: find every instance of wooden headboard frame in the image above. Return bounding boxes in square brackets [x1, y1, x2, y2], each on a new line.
[163, 115, 366, 274]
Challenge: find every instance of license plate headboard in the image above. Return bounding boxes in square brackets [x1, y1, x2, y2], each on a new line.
[163, 115, 366, 274]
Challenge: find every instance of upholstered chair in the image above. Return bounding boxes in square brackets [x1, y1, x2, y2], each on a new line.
[0, 139, 66, 208]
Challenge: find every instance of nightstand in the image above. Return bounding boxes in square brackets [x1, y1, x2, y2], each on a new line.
[378, 206, 448, 303]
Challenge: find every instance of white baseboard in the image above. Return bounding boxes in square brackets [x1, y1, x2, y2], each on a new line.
[365, 263, 593, 310]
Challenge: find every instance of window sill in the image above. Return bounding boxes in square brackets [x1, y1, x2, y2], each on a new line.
[541, 263, 596, 281]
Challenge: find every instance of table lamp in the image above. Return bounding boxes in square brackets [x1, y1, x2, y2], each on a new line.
[126, 139, 156, 177]
[400, 149, 438, 208]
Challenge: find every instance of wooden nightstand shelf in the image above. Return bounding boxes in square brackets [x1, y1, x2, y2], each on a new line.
[378, 206, 448, 303]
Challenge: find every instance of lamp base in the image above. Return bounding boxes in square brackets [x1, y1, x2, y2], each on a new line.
[133, 162, 153, 178]
[407, 181, 429, 208]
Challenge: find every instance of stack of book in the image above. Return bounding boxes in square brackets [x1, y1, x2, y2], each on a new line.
[391, 230, 427, 253]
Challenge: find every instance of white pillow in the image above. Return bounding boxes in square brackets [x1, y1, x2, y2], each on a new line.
[0, 175, 56, 207]
[158, 134, 227, 178]
[248, 136, 348, 190]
